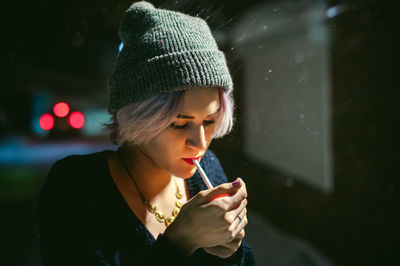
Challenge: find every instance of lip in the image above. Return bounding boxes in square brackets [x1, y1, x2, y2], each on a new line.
[183, 156, 202, 165]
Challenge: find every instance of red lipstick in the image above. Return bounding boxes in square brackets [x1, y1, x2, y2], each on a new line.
[183, 157, 201, 165]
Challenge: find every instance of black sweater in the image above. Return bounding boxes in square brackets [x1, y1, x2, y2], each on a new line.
[38, 149, 255, 265]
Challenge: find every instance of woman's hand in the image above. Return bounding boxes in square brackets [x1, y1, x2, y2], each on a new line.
[203, 219, 247, 258]
[164, 178, 248, 255]
[203, 201, 248, 259]
[203, 229, 245, 259]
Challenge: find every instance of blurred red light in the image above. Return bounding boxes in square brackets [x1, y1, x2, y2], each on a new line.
[53, 102, 70, 117]
[68, 111, 85, 129]
[39, 114, 54, 131]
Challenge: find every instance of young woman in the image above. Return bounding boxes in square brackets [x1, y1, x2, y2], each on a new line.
[38, 1, 255, 265]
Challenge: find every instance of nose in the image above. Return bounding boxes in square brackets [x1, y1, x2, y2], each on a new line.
[186, 124, 207, 151]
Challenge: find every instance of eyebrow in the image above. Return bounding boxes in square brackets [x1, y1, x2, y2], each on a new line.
[177, 107, 221, 119]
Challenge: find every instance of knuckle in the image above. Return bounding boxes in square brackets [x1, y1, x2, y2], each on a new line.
[220, 202, 230, 212]
[209, 199, 223, 209]
[227, 229, 235, 241]
[198, 190, 207, 197]
[241, 189, 248, 199]
[219, 197, 230, 206]
[223, 213, 233, 224]
[242, 199, 248, 207]
[238, 229, 245, 239]
[241, 179, 247, 190]
[233, 237, 242, 245]
[219, 183, 231, 191]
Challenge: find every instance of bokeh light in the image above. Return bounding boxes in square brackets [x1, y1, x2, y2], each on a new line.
[68, 111, 85, 129]
[39, 114, 54, 131]
[53, 102, 70, 117]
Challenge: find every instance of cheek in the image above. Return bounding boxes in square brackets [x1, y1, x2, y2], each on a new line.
[150, 136, 177, 155]
[205, 126, 216, 142]
[146, 126, 215, 167]
[152, 140, 197, 178]
[146, 132, 186, 163]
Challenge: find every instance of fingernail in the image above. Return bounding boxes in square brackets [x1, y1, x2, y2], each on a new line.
[232, 179, 240, 187]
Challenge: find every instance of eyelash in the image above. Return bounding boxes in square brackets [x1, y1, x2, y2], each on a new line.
[170, 120, 215, 129]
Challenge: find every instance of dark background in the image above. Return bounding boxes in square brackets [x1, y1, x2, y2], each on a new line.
[0, 0, 398, 265]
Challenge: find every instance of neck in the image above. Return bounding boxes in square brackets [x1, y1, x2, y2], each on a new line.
[118, 144, 174, 200]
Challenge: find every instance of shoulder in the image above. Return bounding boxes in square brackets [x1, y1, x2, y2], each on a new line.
[50, 150, 111, 171]
[39, 150, 115, 226]
[40, 150, 112, 201]
[47, 150, 111, 179]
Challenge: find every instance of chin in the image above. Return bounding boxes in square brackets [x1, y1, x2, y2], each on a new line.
[171, 166, 197, 179]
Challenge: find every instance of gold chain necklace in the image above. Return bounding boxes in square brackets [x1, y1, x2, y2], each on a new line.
[117, 150, 183, 227]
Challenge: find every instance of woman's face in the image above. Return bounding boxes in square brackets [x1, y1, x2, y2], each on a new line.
[139, 87, 221, 178]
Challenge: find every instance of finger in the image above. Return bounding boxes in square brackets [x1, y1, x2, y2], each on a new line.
[232, 208, 247, 237]
[210, 182, 247, 212]
[235, 229, 245, 240]
[213, 201, 247, 240]
[235, 216, 248, 238]
[238, 178, 247, 199]
[225, 178, 247, 209]
[224, 198, 247, 224]
[196, 178, 242, 205]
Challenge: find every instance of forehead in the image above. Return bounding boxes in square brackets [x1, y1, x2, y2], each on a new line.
[180, 87, 220, 114]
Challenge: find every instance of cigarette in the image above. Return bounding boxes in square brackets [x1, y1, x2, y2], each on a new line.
[192, 159, 214, 189]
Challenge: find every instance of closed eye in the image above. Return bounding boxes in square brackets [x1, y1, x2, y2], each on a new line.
[170, 120, 215, 129]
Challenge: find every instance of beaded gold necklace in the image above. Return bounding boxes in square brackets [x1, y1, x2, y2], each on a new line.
[117, 150, 183, 227]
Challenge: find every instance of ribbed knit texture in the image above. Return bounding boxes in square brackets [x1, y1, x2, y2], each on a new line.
[108, 1, 233, 114]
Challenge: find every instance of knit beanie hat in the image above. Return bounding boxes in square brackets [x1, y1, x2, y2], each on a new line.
[107, 1, 233, 114]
